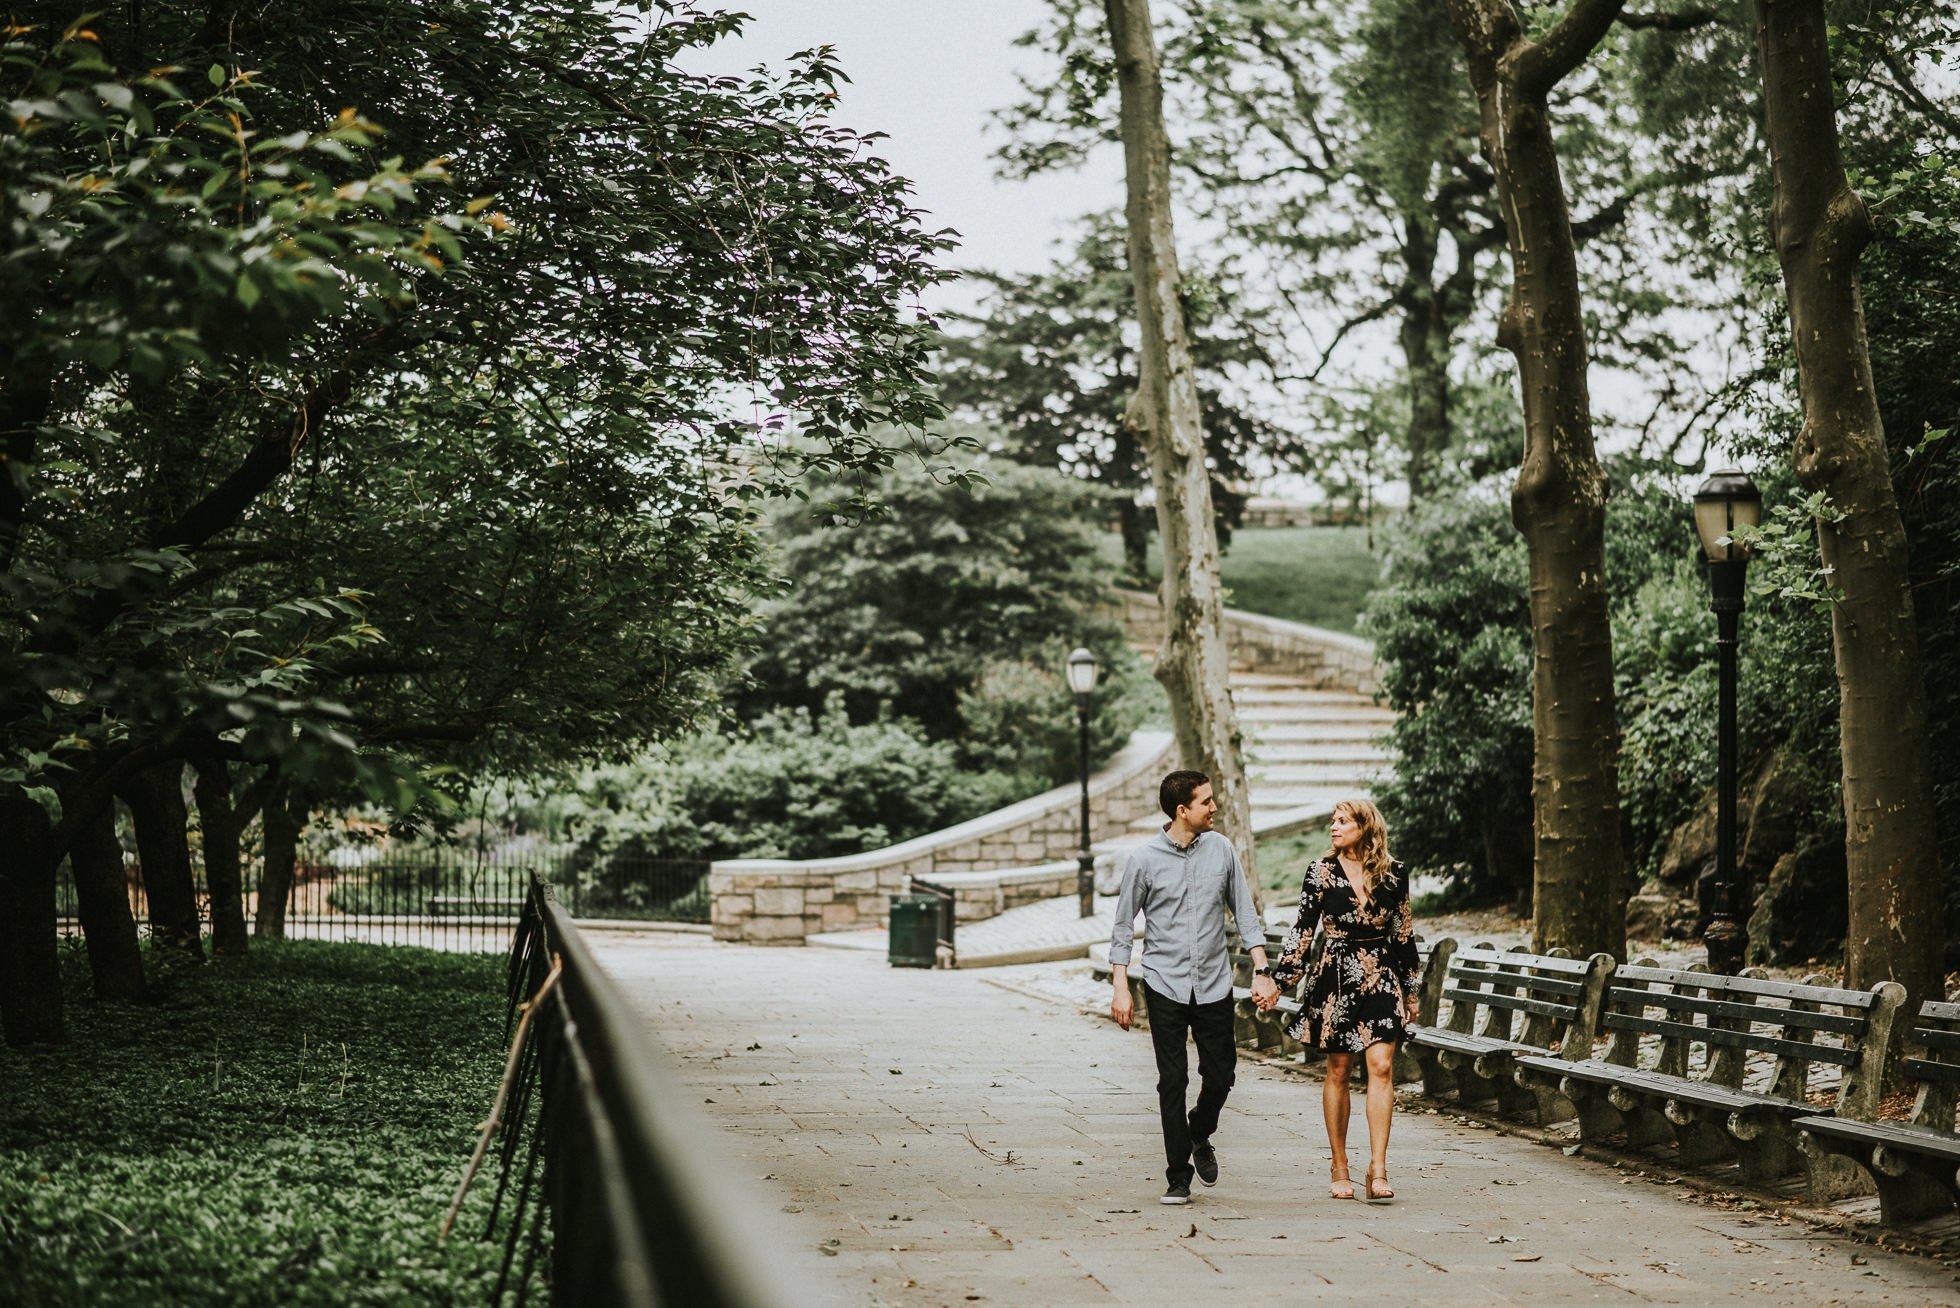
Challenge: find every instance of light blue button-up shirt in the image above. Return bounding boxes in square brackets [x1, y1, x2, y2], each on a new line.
[1109, 828, 1265, 1004]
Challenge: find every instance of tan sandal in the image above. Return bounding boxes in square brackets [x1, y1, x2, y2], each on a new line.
[1363, 1167, 1394, 1202]
[1329, 1161, 1355, 1200]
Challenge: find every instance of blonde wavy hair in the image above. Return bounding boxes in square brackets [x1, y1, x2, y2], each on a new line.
[1330, 798, 1394, 905]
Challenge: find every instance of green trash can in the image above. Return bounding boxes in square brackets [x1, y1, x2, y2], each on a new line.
[888, 895, 938, 968]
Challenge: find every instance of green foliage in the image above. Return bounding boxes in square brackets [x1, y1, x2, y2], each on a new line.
[2, 1, 958, 824]
[513, 455, 1164, 866]
[1364, 489, 1534, 900]
[742, 456, 1147, 747]
[935, 216, 1287, 574]
[1096, 526, 1384, 634]
[535, 698, 1017, 865]
[1366, 465, 1840, 901]
[0, 941, 513, 1305]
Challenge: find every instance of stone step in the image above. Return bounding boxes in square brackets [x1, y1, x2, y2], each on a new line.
[1251, 784, 1374, 807]
[1247, 762, 1390, 785]
[1244, 721, 1390, 743]
[1231, 688, 1379, 706]
[1245, 742, 1391, 763]
[1236, 705, 1396, 725]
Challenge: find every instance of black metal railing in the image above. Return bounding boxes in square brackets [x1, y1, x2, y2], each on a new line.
[480, 878, 789, 1307]
[52, 852, 712, 952]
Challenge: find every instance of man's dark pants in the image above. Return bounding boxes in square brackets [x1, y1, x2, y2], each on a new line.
[1142, 983, 1237, 1188]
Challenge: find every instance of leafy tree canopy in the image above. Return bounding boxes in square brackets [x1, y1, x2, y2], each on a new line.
[0, 2, 959, 839]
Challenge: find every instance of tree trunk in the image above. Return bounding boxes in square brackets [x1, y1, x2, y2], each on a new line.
[193, 756, 249, 956]
[118, 762, 205, 961]
[1398, 217, 1449, 503]
[69, 797, 149, 1004]
[1104, 0, 1259, 902]
[1755, 0, 1946, 1016]
[1443, 0, 1628, 959]
[255, 787, 301, 938]
[0, 788, 64, 1045]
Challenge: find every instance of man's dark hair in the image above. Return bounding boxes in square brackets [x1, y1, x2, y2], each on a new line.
[1160, 770, 1211, 818]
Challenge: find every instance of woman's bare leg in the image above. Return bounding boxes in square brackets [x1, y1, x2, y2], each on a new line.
[1364, 1040, 1397, 1194]
[1323, 1051, 1355, 1195]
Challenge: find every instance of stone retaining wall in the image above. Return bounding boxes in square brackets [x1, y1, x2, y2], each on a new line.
[710, 730, 1176, 944]
[1101, 588, 1378, 695]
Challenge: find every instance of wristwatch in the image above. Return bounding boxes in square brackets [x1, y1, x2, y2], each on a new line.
[1253, 967, 1272, 978]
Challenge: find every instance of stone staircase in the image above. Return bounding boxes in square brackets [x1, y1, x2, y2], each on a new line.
[1233, 673, 1395, 837]
[729, 591, 1391, 953]
[1112, 670, 1393, 846]
[802, 659, 1396, 967]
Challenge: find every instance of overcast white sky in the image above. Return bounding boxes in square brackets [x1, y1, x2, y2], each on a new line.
[675, 1, 1125, 316]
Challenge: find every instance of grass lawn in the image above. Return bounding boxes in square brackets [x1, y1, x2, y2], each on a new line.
[0, 940, 518, 1307]
[1257, 826, 1330, 898]
[1097, 526, 1384, 633]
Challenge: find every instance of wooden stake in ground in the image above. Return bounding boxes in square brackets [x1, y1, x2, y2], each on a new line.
[1754, 0, 1945, 1018]
[1103, 0, 1258, 901]
[1441, 0, 1628, 959]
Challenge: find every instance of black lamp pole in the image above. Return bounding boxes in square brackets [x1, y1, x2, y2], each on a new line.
[1693, 470, 1762, 976]
[1067, 647, 1099, 919]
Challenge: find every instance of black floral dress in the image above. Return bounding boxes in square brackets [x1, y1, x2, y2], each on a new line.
[1269, 857, 1421, 1052]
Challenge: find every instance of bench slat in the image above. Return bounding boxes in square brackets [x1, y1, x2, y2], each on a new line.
[1443, 988, 1577, 1023]
[1601, 1013, 1862, 1066]
[1903, 1056, 1960, 1084]
[1615, 965, 1876, 1008]
[1452, 970, 1588, 1000]
[1409, 1028, 1539, 1057]
[1912, 1028, 1960, 1053]
[1609, 988, 1868, 1036]
[1451, 948, 1593, 976]
[1918, 999, 1960, 1023]
[1523, 1057, 1812, 1112]
[1799, 1116, 1960, 1160]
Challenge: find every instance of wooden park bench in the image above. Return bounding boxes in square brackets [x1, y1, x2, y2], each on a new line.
[1515, 962, 1903, 1200]
[1797, 999, 1960, 1222]
[1407, 942, 1611, 1122]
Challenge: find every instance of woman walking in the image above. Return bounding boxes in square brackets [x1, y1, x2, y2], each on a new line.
[1261, 799, 1419, 1201]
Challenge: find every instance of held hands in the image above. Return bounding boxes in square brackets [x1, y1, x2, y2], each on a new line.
[1250, 974, 1280, 1012]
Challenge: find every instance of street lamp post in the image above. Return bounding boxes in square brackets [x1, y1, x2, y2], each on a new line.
[1692, 469, 1763, 976]
[1067, 647, 1099, 919]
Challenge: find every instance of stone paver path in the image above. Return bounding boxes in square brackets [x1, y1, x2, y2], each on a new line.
[592, 935, 1960, 1307]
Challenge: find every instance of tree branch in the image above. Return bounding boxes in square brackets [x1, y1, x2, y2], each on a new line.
[1571, 191, 1635, 246]
[164, 317, 406, 549]
[1876, 47, 1960, 143]
[1522, 0, 1630, 97]
[1618, 8, 1720, 31]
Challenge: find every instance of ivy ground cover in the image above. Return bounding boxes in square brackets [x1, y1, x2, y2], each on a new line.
[0, 941, 515, 1306]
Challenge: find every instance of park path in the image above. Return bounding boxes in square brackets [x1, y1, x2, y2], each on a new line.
[591, 934, 1960, 1307]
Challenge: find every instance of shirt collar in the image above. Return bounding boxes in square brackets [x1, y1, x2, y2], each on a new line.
[1157, 823, 1199, 854]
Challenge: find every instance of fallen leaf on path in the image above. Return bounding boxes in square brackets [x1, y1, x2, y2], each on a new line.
[1513, 1255, 1542, 1263]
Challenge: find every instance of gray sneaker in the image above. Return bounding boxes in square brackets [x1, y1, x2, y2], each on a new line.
[1192, 1140, 1218, 1186]
[1161, 1181, 1191, 1205]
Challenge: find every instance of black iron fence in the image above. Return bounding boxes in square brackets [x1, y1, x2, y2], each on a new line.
[53, 852, 712, 952]
[473, 878, 789, 1307]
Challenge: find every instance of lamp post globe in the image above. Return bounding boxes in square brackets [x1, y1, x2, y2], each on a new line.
[1692, 469, 1762, 975]
[1067, 647, 1098, 918]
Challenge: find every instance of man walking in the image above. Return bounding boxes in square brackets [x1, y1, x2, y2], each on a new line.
[1110, 770, 1278, 1205]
